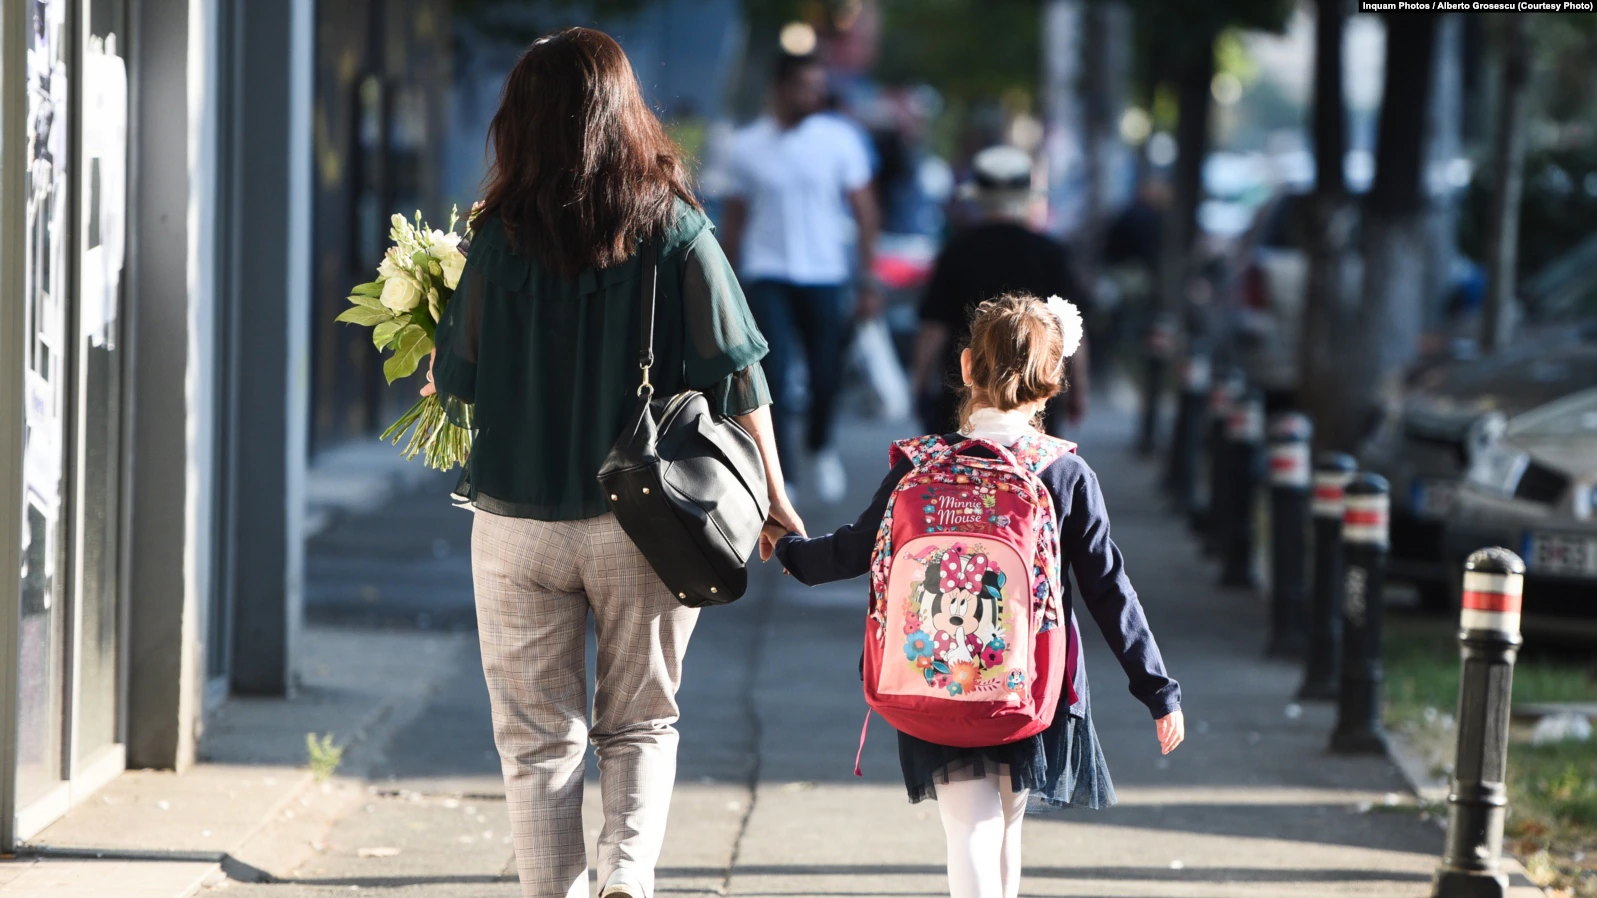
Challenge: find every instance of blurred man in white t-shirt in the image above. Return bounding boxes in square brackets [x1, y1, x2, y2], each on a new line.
[718, 53, 881, 504]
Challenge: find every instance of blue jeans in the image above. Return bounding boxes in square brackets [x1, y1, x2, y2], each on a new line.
[745, 280, 848, 481]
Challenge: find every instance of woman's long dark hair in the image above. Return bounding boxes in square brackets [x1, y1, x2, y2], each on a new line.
[476, 28, 699, 276]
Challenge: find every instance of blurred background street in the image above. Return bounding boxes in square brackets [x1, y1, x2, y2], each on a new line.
[4, 0, 1597, 895]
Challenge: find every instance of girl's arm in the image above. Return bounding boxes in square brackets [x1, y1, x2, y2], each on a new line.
[1049, 458, 1182, 719]
[774, 459, 912, 586]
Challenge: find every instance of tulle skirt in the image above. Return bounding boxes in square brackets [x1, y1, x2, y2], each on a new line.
[898, 667, 1117, 810]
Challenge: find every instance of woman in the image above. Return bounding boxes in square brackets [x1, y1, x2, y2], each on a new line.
[427, 28, 801, 898]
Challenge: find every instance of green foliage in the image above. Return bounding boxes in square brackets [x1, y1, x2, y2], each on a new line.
[335, 304, 392, 327]
[1458, 143, 1597, 288]
[306, 732, 344, 782]
[383, 325, 432, 385]
[873, 0, 1041, 107]
[1124, 0, 1293, 81]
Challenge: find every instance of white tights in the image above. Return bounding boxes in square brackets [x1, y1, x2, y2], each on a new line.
[935, 770, 1028, 898]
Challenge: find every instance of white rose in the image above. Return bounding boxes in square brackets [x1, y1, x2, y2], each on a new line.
[440, 247, 467, 290]
[377, 247, 407, 281]
[380, 274, 423, 313]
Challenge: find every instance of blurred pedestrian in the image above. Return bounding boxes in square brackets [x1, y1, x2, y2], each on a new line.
[428, 28, 801, 898]
[774, 294, 1184, 898]
[1099, 179, 1169, 376]
[912, 145, 1090, 436]
[718, 52, 882, 504]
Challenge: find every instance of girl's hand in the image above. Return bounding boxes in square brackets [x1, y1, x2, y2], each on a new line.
[1155, 709, 1185, 755]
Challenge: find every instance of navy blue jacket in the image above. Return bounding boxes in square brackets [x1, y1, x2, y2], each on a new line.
[774, 442, 1181, 720]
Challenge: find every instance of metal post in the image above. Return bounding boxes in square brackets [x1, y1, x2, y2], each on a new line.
[1265, 413, 1311, 657]
[1330, 473, 1390, 754]
[1138, 312, 1176, 456]
[1198, 368, 1243, 550]
[1299, 452, 1356, 701]
[1431, 548, 1525, 898]
[1220, 388, 1263, 588]
[1165, 342, 1209, 514]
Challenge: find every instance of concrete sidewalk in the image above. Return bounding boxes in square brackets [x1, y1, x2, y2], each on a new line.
[721, 403, 1543, 897]
[9, 399, 1544, 897]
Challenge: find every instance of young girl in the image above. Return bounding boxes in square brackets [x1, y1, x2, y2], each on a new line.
[771, 293, 1184, 898]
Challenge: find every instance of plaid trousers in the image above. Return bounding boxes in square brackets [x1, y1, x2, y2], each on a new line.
[472, 511, 699, 898]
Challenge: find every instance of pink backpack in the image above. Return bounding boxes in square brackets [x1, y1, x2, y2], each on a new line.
[861, 433, 1078, 757]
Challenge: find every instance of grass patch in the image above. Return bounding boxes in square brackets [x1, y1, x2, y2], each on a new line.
[1382, 614, 1597, 896]
[306, 732, 344, 782]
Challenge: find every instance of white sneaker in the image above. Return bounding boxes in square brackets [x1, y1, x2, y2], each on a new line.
[600, 870, 645, 898]
[814, 447, 847, 504]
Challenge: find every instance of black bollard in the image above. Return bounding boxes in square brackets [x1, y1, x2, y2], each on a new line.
[1330, 473, 1390, 754]
[1219, 389, 1263, 588]
[1199, 370, 1244, 551]
[1431, 548, 1526, 898]
[1166, 344, 1210, 514]
[1298, 452, 1357, 701]
[1265, 413, 1312, 657]
[1138, 313, 1177, 456]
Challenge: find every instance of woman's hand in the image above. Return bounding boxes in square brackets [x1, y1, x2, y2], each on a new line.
[1155, 709, 1185, 755]
[420, 348, 437, 397]
[759, 498, 806, 562]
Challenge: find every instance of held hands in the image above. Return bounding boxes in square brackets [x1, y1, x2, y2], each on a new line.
[1155, 708, 1185, 755]
[759, 498, 806, 563]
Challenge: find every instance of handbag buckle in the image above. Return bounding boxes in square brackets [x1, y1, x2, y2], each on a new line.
[638, 360, 653, 396]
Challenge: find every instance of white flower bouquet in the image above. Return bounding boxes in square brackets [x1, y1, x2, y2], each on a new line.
[336, 208, 474, 470]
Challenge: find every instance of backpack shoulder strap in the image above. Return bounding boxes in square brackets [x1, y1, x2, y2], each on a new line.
[1010, 434, 1077, 475]
[889, 434, 949, 470]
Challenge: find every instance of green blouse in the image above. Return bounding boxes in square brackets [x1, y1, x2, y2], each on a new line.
[433, 201, 771, 520]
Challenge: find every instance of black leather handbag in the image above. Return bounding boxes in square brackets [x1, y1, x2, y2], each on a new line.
[597, 243, 771, 607]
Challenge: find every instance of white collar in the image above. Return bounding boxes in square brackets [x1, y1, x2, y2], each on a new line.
[961, 406, 1038, 447]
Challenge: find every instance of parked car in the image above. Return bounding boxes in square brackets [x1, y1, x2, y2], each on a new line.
[1359, 342, 1597, 607]
[1447, 386, 1597, 640]
[1225, 190, 1363, 405]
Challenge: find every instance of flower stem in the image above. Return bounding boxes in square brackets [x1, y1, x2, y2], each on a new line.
[382, 395, 473, 471]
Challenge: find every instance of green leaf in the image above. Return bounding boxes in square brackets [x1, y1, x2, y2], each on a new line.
[351, 281, 384, 298]
[382, 324, 432, 384]
[336, 305, 391, 326]
[408, 305, 437, 339]
[372, 319, 403, 349]
[346, 291, 386, 310]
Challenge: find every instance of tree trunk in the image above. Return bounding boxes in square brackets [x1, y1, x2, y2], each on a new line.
[1139, 32, 1213, 453]
[1156, 40, 1215, 321]
[1298, 0, 1357, 451]
[1342, 14, 1439, 450]
[1481, 14, 1530, 352]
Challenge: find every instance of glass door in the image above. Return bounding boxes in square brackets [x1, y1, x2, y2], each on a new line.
[13, 0, 129, 838]
[67, 0, 128, 783]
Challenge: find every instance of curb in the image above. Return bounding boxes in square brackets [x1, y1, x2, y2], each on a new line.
[1384, 727, 1548, 895]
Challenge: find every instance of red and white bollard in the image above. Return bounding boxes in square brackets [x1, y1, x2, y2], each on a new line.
[1432, 549, 1526, 898]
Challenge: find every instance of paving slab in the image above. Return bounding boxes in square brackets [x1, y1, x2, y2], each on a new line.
[0, 857, 217, 898]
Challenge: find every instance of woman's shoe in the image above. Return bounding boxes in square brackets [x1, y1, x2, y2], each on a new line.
[599, 870, 645, 898]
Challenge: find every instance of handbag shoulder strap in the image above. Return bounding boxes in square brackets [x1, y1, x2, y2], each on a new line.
[636, 240, 660, 395]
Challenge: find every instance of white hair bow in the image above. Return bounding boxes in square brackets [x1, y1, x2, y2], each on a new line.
[1044, 295, 1084, 358]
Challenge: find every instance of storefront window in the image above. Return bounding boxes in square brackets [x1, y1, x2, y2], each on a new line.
[18, 0, 71, 807]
